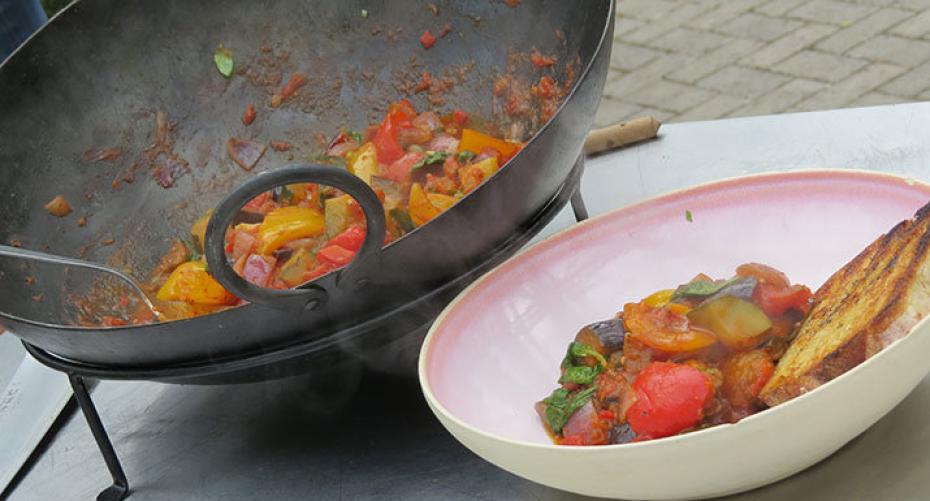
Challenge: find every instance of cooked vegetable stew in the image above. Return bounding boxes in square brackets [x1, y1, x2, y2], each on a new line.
[108, 101, 522, 325]
[536, 263, 813, 445]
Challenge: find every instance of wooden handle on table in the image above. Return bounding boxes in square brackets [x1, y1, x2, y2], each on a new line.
[584, 116, 661, 155]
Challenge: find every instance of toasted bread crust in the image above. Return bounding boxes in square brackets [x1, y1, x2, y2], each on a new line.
[760, 201, 930, 406]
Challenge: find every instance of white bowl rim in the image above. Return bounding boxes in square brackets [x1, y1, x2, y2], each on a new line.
[418, 167, 930, 453]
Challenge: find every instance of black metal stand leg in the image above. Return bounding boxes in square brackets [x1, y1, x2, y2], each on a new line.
[570, 154, 589, 222]
[68, 375, 130, 501]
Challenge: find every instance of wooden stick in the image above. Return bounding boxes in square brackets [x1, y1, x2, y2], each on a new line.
[584, 116, 661, 155]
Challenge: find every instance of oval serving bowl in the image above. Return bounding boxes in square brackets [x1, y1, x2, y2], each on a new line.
[419, 170, 930, 500]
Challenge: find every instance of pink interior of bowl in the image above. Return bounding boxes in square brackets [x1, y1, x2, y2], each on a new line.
[424, 170, 930, 444]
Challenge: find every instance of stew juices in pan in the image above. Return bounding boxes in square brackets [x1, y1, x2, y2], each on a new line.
[110, 100, 522, 324]
[536, 264, 812, 445]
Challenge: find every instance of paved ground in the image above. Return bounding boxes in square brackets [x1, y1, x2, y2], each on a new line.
[595, 0, 930, 126]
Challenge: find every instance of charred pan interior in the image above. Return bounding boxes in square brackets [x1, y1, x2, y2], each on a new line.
[0, 0, 612, 375]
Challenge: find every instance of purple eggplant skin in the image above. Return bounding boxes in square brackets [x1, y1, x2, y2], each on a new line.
[574, 317, 625, 356]
[610, 423, 637, 444]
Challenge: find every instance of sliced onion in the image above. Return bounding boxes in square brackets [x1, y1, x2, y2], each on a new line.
[326, 140, 359, 158]
[562, 400, 596, 437]
[413, 111, 441, 131]
[241, 254, 275, 287]
[227, 138, 267, 171]
[427, 134, 459, 153]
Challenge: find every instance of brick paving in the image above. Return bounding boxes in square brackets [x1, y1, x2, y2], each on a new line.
[596, 0, 930, 126]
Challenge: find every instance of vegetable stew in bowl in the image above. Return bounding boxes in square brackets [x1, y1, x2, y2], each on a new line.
[538, 263, 812, 445]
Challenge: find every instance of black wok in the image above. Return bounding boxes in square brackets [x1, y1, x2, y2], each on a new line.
[0, 0, 613, 373]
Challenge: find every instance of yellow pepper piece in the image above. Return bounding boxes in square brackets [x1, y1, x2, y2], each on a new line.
[426, 193, 457, 212]
[349, 142, 379, 185]
[408, 183, 440, 227]
[277, 247, 315, 287]
[154, 301, 227, 321]
[459, 156, 499, 193]
[458, 128, 520, 158]
[324, 194, 352, 238]
[190, 209, 214, 251]
[287, 183, 310, 202]
[258, 206, 325, 254]
[156, 261, 236, 305]
[643, 289, 675, 308]
[668, 303, 691, 315]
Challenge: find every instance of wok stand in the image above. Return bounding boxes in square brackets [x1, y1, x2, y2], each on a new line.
[18, 154, 591, 501]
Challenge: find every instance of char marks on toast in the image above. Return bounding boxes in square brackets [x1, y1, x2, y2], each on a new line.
[760, 201, 930, 406]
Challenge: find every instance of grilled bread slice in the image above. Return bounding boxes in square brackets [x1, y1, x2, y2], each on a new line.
[759, 202, 930, 407]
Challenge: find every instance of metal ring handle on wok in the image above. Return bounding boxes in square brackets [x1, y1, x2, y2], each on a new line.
[204, 164, 386, 312]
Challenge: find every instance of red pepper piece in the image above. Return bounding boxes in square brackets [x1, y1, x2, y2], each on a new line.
[326, 225, 366, 252]
[317, 245, 356, 267]
[420, 30, 436, 49]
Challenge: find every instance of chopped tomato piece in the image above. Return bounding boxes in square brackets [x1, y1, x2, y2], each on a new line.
[722, 350, 774, 415]
[280, 72, 308, 99]
[623, 302, 718, 353]
[530, 49, 557, 68]
[627, 362, 713, 439]
[559, 435, 584, 446]
[452, 109, 468, 126]
[387, 99, 417, 121]
[533, 75, 557, 99]
[420, 30, 436, 49]
[101, 315, 127, 327]
[384, 151, 425, 182]
[317, 245, 356, 267]
[242, 104, 256, 125]
[753, 282, 813, 316]
[373, 113, 407, 165]
[736, 262, 790, 289]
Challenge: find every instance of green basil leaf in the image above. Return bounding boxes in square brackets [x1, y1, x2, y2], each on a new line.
[277, 185, 294, 205]
[389, 208, 416, 233]
[181, 237, 203, 261]
[411, 151, 451, 173]
[346, 130, 364, 144]
[214, 45, 234, 78]
[568, 342, 607, 369]
[558, 366, 601, 385]
[456, 150, 476, 162]
[671, 277, 738, 302]
[543, 386, 596, 434]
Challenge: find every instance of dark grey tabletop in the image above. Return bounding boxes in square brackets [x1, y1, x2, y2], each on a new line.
[8, 103, 930, 500]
